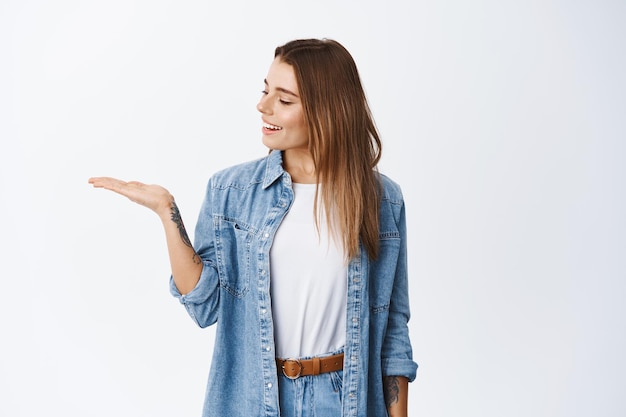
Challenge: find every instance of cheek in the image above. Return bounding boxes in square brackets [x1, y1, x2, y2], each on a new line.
[281, 105, 307, 136]
[291, 110, 306, 131]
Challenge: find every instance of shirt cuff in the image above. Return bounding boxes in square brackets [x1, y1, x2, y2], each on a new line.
[169, 261, 218, 305]
[382, 358, 418, 382]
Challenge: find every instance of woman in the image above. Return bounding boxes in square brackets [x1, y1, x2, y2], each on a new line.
[89, 38, 417, 417]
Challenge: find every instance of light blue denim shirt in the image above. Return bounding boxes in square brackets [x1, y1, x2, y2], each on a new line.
[170, 150, 417, 417]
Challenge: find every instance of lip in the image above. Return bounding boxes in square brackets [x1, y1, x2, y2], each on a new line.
[261, 119, 283, 135]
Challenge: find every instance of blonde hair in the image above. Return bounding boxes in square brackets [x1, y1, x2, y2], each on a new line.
[275, 39, 382, 260]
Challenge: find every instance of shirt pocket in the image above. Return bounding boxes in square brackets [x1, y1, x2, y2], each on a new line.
[214, 217, 252, 297]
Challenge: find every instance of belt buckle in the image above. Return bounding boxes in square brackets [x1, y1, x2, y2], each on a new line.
[282, 358, 303, 380]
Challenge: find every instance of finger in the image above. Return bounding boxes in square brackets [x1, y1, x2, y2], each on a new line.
[89, 176, 122, 185]
[89, 179, 141, 201]
[89, 177, 126, 190]
[88, 177, 111, 188]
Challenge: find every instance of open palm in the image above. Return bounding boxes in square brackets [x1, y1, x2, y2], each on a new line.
[88, 177, 172, 217]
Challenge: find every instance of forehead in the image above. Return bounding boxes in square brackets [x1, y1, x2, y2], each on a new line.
[265, 58, 299, 93]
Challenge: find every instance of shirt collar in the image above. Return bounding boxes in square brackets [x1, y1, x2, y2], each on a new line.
[262, 150, 286, 189]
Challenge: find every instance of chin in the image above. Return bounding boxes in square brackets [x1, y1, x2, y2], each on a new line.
[262, 136, 283, 151]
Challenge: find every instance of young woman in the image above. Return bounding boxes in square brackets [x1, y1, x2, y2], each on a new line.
[89, 38, 417, 417]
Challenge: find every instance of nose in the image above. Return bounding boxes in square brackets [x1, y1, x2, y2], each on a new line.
[256, 94, 272, 115]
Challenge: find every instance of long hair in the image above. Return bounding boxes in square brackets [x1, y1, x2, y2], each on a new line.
[274, 39, 382, 260]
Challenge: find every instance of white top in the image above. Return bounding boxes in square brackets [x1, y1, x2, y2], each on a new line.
[270, 183, 348, 359]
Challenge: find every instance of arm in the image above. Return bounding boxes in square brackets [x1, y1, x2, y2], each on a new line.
[88, 177, 202, 294]
[384, 376, 409, 417]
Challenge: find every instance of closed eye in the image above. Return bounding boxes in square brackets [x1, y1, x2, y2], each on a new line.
[261, 88, 293, 105]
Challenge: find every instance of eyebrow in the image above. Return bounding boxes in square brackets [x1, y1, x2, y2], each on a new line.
[264, 79, 299, 98]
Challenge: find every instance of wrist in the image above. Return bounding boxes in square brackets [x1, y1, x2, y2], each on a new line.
[157, 195, 175, 221]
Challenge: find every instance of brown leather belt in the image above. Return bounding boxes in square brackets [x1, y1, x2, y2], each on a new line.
[276, 353, 344, 380]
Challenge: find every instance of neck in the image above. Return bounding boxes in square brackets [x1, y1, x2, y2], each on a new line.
[283, 149, 316, 184]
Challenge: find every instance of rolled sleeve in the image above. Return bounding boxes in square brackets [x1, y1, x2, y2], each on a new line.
[381, 198, 418, 382]
[169, 178, 221, 328]
[382, 358, 418, 382]
[169, 261, 220, 328]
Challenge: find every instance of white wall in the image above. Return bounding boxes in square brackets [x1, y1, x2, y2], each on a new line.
[1, 0, 624, 416]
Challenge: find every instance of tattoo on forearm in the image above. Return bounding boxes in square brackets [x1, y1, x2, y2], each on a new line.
[383, 376, 400, 408]
[170, 201, 201, 265]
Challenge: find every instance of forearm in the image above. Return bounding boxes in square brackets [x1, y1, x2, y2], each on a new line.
[384, 376, 409, 417]
[88, 177, 203, 293]
[158, 199, 203, 295]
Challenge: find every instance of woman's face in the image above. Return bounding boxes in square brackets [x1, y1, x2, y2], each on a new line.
[257, 58, 309, 152]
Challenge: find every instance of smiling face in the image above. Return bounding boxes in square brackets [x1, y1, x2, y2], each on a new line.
[256, 58, 309, 153]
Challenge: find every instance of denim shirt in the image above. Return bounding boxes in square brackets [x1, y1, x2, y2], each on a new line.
[170, 150, 417, 417]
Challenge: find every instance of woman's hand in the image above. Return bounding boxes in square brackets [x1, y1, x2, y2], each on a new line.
[89, 176, 203, 294]
[88, 177, 173, 219]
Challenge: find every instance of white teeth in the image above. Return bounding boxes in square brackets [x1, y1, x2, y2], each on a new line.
[263, 122, 282, 130]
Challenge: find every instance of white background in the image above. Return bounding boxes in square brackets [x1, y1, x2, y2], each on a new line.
[1, 0, 625, 416]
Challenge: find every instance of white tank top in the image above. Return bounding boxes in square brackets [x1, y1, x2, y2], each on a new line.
[270, 183, 348, 359]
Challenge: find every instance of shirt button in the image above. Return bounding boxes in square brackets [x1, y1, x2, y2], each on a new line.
[261, 309, 267, 314]
[267, 383, 273, 388]
[352, 318, 358, 323]
[264, 233, 269, 238]
[266, 346, 271, 351]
